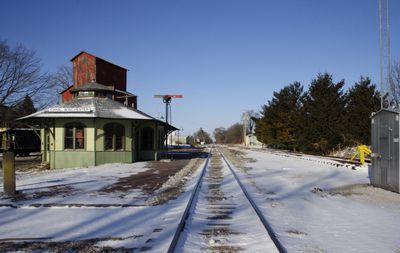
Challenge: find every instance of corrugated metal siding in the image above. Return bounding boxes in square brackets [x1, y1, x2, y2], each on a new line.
[95, 58, 127, 91]
[371, 110, 400, 193]
[73, 53, 96, 87]
[61, 85, 74, 102]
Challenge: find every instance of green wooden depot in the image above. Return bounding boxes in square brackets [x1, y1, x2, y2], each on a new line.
[20, 82, 176, 169]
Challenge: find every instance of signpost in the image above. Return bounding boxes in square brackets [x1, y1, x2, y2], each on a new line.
[153, 95, 183, 125]
[154, 94, 183, 158]
[3, 151, 16, 196]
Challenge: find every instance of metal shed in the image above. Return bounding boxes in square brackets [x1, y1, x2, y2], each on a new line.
[371, 109, 400, 193]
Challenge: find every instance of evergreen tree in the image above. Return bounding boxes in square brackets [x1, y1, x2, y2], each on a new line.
[298, 73, 346, 154]
[15, 95, 37, 118]
[254, 115, 269, 145]
[344, 77, 380, 145]
[0, 95, 36, 128]
[0, 105, 12, 128]
[256, 82, 303, 150]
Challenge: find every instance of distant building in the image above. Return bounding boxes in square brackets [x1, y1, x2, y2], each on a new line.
[169, 131, 187, 145]
[244, 134, 262, 146]
[20, 52, 176, 169]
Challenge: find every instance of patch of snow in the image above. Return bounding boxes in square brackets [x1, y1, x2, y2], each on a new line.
[110, 108, 152, 120]
[229, 147, 400, 253]
[0, 162, 151, 206]
[0, 158, 208, 252]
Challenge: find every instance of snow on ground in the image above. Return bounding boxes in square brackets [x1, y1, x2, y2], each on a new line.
[2, 147, 399, 252]
[228, 146, 400, 253]
[0, 159, 207, 252]
[177, 150, 278, 253]
[0, 163, 151, 206]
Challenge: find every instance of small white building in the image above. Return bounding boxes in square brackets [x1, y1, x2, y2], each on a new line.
[168, 131, 187, 145]
[244, 134, 262, 146]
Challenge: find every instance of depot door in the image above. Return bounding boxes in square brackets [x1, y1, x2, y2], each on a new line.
[44, 129, 50, 163]
[378, 114, 395, 188]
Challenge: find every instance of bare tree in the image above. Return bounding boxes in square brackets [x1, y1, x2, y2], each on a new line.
[242, 110, 259, 134]
[193, 128, 212, 144]
[45, 64, 73, 106]
[0, 40, 50, 108]
[390, 61, 400, 105]
[225, 123, 243, 144]
[213, 127, 226, 144]
[49, 64, 73, 92]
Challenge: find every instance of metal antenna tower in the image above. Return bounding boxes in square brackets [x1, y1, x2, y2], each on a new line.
[379, 0, 393, 108]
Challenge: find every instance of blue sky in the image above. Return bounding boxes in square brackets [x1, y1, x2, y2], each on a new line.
[1, 0, 399, 136]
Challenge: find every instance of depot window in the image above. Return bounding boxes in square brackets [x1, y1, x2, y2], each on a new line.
[64, 123, 85, 150]
[104, 123, 125, 150]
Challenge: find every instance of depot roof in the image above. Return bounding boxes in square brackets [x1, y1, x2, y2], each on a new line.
[19, 97, 178, 131]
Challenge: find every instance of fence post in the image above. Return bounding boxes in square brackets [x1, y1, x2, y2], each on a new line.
[3, 151, 16, 196]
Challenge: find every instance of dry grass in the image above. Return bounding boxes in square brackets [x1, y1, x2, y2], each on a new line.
[145, 158, 205, 205]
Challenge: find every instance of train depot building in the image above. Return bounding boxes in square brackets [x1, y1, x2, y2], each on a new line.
[20, 52, 176, 169]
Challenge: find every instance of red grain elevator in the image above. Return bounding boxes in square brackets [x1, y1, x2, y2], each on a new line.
[61, 51, 137, 109]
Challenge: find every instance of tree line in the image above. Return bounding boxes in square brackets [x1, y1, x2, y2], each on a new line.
[187, 128, 213, 145]
[192, 73, 386, 152]
[254, 73, 381, 155]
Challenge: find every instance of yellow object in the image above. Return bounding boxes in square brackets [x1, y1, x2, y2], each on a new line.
[351, 145, 372, 165]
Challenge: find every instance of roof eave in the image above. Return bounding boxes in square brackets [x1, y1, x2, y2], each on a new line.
[70, 51, 128, 70]
[59, 84, 75, 95]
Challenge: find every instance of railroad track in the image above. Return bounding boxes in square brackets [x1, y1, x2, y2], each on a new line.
[168, 147, 286, 253]
[254, 148, 369, 169]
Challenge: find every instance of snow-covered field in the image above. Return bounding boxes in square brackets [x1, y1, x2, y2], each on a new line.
[0, 160, 207, 252]
[1, 147, 399, 252]
[227, 147, 400, 253]
[0, 163, 150, 206]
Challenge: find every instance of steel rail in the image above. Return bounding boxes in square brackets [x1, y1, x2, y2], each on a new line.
[218, 148, 287, 253]
[265, 148, 370, 165]
[166, 148, 211, 253]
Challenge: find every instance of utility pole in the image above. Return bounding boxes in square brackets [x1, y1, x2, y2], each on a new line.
[242, 111, 249, 146]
